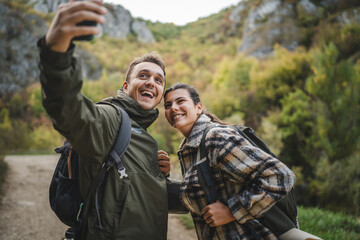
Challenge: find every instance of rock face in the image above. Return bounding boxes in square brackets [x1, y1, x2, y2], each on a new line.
[1, 0, 358, 97]
[102, 4, 155, 43]
[131, 20, 156, 44]
[0, 2, 48, 97]
[28, 0, 155, 43]
[336, 8, 360, 26]
[28, 0, 67, 13]
[0, 1, 156, 98]
[236, 0, 300, 58]
[75, 49, 103, 81]
[228, 0, 360, 58]
[102, 4, 132, 39]
[298, 0, 319, 17]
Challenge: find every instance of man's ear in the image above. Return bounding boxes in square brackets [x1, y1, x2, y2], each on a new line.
[196, 102, 203, 115]
[160, 87, 165, 101]
[122, 81, 128, 93]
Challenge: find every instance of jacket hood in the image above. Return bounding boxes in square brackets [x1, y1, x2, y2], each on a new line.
[110, 88, 159, 129]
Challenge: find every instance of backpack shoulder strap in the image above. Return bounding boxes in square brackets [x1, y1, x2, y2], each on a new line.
[197, 124, 242, 204]
[238, 127, 277, 158]
[95, 101, 132, 177]
[197, 123, 218, 204]
[199, 124, 214, 160]
[107, 108, 132, 178]
[79, 108, 131, 224]
[85, 108, 131, 200]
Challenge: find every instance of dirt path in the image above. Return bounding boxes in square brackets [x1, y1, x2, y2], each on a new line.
[0, 155, 196, 240]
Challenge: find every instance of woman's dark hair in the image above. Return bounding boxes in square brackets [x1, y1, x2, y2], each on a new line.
[164, 83, 228, 125]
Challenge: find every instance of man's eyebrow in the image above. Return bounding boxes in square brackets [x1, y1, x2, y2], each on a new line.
[138, 69, 165, 80]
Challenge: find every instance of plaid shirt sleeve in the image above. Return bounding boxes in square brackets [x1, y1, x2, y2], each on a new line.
[205, 126, 296, 224]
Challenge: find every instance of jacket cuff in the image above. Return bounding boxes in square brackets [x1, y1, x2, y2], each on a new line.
[227, 196, 253, 224]
[37, 36, 75, 69]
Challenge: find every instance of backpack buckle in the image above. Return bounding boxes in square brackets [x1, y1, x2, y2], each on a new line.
[101, 162, 111, 171]
[118, 168, 128, 179]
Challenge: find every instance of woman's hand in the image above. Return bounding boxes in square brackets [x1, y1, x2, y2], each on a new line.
[201, 201, 236, 227]
[157, 150, 171, 177]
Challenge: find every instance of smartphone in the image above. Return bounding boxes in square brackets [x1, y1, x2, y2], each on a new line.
[73, 0, 98, 41]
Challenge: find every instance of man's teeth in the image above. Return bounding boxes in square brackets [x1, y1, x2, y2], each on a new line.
[140, 90, 154, 98]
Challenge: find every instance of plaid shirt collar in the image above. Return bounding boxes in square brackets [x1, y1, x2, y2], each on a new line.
[178, 114, 211, 152]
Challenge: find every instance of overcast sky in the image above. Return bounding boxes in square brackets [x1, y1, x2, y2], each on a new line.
[104, 0, 240, 26]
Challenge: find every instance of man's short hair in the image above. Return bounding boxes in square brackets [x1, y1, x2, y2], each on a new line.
[125, 51, 166, 84]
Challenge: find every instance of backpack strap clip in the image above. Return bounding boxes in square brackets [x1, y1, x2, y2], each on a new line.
[108, 108, 131, 179]
[118, 168, 128, 179]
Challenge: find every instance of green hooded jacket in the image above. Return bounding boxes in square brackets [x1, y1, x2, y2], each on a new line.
[38, 38, 168, 240]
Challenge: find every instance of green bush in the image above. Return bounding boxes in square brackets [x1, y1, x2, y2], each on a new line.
[315, 152, 360, 216]
[0, 109, 31, 154]
[208, 55, 257, 121]
[251, 46, 311, 108]
[0, 108, 12, 157]
[0, 156, 8, 196]
[27, 85, 46, 118]
[30, 125, 64, 152]
[147, 21, 182, 41]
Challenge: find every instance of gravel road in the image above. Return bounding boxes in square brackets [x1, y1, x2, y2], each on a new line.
[0, 155, 196, 240]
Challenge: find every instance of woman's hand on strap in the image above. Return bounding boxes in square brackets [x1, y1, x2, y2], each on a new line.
[201, 201, 236, 227]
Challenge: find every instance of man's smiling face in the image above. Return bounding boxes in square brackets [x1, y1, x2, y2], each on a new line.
[123, 62, 165, 110]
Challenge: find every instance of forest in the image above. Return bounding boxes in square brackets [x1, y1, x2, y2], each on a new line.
[0, 0, 359, 227]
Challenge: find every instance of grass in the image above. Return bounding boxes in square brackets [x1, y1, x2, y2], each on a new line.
[177, 206, 360, 239]
[179, 213, 195, 229]
[298, 206, 360, 240]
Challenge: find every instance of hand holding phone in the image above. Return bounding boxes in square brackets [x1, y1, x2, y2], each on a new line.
[73, 0, 99, 41]
[45, 0, 107, 52]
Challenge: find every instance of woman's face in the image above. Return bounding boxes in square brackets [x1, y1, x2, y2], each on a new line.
[164, 88, 202, 138]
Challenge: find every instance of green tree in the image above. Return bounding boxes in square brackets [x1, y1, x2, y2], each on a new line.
[306, 43, 360, 163]
[207, 55, 256, 123]
[251, 46, 311, 109]
[27, 85, 46, 118]
[0, 108, 12, 157]
[278, 89, 315, 174]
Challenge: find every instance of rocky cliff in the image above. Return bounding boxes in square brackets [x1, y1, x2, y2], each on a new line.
[28, 0, 155, 43]
[1, 0, 359, 97]
[229, 0, 360, 58]
[0, 0, 155, 97]
[0, 1, 47, 97]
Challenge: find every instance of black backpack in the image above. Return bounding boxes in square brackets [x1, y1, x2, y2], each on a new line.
[196, 124, 298, 239]
[49, 108, 131, 230]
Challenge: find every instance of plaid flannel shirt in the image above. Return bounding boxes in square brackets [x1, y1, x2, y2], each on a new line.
[177, 115, 296, 240]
